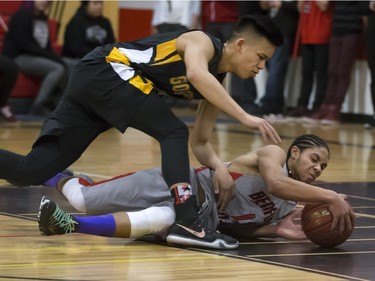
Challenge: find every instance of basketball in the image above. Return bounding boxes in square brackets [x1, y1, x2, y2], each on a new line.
[301, 203, 353, 248]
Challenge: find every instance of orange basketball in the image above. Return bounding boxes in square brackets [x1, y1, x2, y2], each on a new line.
[301, 203, 354, 248]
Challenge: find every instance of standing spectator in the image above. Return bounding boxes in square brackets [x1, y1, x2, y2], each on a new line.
[365, 1, 375, 129]
[2, 0, 66, 116]
[305, 1, 371, 124]
[201, 0, 237, 41]
[287, 1, 333, 118]
[151, 0, 200, 34]
[239, 1, 299, 117]
[0, 55, 18, 122]
[62, 1, 115, 68]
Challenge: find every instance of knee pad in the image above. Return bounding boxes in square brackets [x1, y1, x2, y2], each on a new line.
[127, 206, 175, 238]
[62, 178, 86, 212]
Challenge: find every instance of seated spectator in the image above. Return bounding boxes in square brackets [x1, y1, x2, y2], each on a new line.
[62, 0, 115, 70]
[0, 55, 18, 122]
[2, 0, 66, 116]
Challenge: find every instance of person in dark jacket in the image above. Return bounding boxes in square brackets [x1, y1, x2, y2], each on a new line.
[62, 1, 115, 60]
[2, 0, 66, 116]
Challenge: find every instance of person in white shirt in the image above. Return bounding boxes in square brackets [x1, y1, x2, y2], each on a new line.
[151, 0, 201, 34]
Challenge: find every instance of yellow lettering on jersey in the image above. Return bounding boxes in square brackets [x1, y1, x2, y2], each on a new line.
[105, 47, 131, 66]
[169, 76, 194, 99]
[129, 75, 153, 95]
[153, 39, 182, 65]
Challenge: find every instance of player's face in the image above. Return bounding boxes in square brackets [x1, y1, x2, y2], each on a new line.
[293, 147, 330, 184]
[232, 37, 275, 79]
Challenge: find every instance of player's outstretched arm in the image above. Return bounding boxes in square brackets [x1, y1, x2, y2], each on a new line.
[191, 100, 235, 211]
[176, 31, 281, 144]
[219, 210, 306, 240]
[258, 145, 354, 234]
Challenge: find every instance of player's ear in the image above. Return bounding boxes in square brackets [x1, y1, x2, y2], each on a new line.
[235, 38, 246, 51]
[290, 145, 300, 159]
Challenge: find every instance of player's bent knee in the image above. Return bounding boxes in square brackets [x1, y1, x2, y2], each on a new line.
[61, 178, 86, 212]
[127, 206, 175, 238]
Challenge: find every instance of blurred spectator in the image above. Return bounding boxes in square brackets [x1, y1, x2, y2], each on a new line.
[305, 1, 371, 124]
[287, 0, 333, 119]
[0, 55, 18, 122]
[152, 0, 200, 34]
[201, 0, 237, 39]
[239, 1, 299, 117]
[365, 1, 375, 129]
[62, 0, 115, 67]
[2, 0, 66, 116]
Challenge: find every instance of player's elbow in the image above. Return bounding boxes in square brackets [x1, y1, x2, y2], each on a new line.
[186, 67, 205, 86]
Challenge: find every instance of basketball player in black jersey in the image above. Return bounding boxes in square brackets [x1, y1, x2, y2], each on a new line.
[0, 15, 284, 249]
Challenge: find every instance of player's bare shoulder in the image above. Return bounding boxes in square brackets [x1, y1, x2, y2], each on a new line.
[228, 150, 260, 176]
[257, 144, 286, 158]
[229, 145, 285, 175]
[176, 30, 211, 44]
[176, 31, 215, 57]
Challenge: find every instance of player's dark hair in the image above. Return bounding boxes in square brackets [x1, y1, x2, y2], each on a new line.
[228, 14, 284, 47]
[286, 134, 330, 161]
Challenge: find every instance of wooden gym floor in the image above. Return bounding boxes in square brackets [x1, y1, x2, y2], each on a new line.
[0, 109, 374, 281]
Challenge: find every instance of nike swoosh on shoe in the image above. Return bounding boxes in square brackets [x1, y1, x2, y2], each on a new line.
[176, 224, 206, 238]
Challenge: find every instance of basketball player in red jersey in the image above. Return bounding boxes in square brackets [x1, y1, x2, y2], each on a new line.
[38, 135, 354, 249]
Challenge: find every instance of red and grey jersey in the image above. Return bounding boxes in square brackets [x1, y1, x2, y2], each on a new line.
[82, 30, 226, 100]
[77, 163, 296, 231]
[195, 164, 297, 228]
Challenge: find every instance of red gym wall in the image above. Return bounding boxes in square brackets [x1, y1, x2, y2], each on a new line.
[118, 1, 154, 42]
[119, 8, 153, 42]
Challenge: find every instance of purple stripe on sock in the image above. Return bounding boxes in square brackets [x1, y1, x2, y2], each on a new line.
[75, 214, 116, 237]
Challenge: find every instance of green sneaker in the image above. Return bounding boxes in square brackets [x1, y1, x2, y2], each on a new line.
[37, 196, 78, 236]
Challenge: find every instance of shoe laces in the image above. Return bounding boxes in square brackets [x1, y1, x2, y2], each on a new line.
[49, 205, 78, 234]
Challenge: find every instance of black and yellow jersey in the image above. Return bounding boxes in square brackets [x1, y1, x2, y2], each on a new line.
[82, 30, 226, 100]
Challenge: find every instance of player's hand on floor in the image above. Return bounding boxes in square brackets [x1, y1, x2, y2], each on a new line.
[276, 209, 307, 240]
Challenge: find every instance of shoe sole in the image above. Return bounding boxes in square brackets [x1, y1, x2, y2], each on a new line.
[166, 234, 239, 250]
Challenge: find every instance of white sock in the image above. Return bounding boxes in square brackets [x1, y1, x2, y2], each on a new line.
[62, 178, 86, 212]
